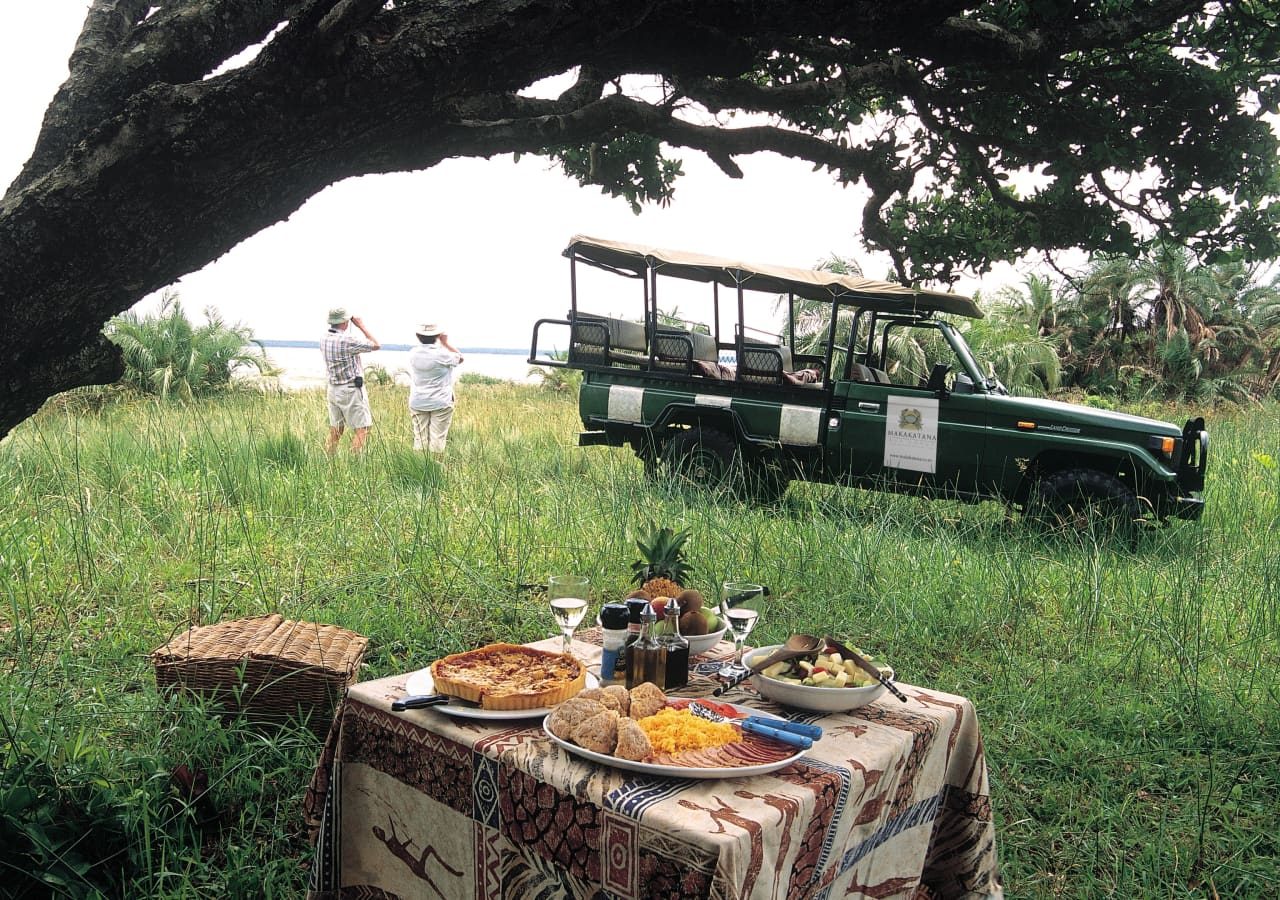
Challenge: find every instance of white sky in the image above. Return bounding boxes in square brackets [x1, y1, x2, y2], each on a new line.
[3, 4, 1020, 349]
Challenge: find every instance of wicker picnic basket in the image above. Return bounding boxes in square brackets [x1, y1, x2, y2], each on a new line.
[151, 614, 367, 735]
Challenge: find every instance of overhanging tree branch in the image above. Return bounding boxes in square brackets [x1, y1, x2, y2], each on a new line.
[2, 0, 1279, 438]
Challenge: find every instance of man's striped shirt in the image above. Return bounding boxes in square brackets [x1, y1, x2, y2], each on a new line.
[321, 330, 375, 385]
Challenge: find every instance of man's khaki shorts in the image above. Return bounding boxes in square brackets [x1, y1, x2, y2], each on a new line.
[327, 384, 372, 429]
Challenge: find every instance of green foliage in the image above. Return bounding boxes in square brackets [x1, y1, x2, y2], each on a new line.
[383, 446, 445, 489]
[1054, 243, 1280, 402]
[3, 386, 1279, 896]
[969, 275, 1064, 396]
[548, 134, 684, 214]
[529, 352, 583, 394]
[258, 429, 309, 472]
[534, 7, 1280, 283]
[362, 364, 395, 386]
[0, 719, 132, 897]
[105, 292, 275, 399]
[630, 523, 694, 586]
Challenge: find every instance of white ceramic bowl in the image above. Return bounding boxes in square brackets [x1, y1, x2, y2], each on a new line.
[685, 623, 730, 658]
[744, 644, 893, 713]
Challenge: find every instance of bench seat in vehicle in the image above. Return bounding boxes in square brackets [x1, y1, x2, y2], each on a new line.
[568, 312, 649, 366]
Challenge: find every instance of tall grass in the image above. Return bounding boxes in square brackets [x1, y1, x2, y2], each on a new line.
[1, 383, 1277, 896]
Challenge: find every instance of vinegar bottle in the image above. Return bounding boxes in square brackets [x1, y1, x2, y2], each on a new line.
[625, 603, 667, 690]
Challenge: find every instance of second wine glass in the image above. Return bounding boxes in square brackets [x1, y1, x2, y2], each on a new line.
[717, 581, 765, 681]
[547, 575, 590, 655]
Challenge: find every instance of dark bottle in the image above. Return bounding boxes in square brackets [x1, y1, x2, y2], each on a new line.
[625, 603, 667, 690]
[657, 597, 690, 690]
[619, 599, 650, 675]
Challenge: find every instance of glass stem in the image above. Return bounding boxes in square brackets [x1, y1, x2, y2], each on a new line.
[733, 638, 744, 666]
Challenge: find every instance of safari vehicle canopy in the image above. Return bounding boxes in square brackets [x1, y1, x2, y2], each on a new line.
[530, 236, 1207, 525]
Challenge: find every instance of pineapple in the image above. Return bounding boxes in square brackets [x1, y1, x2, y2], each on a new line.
[631, 524, 694, 598]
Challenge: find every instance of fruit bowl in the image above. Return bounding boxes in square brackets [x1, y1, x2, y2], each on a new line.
[743, 645, 893, 713]
[685, 623, 729, 658]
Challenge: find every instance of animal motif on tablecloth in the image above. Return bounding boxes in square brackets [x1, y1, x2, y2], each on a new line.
[843, 756, 886, 802]
[677, 797, 765, 897]
[843, 872, 928, 898]
[913, 691, 972, 758]
[852, 705, 941, 817]
[773, 762, 845, 898]
[827, 721, 869, 740]
[734, 789, 801, 897]
[371, 815, 463, 900]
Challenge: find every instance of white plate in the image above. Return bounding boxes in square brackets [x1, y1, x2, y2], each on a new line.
[542, 702, 808, 779]
[404, 667, 601, 720]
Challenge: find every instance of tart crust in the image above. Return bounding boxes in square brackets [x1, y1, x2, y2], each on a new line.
[430, 643, 587, 710]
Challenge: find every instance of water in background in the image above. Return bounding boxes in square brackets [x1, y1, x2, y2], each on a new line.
[255, 345, 541, 389]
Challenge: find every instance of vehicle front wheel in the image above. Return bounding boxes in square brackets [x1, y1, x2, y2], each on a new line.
[1027, 467, 1143, 537]
[661, 427, 739, 491]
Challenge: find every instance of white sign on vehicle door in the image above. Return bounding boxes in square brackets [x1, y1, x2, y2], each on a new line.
[883, 396, 939, 474]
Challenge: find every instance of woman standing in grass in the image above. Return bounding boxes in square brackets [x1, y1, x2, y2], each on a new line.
[408, 322, 464, 454]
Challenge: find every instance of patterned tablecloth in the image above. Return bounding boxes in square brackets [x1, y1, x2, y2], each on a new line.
[304, 635, 1001, 900]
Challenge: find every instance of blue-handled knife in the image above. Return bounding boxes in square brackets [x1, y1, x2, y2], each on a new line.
[689, 702, 813, 750]
[742, 715, 822, 740]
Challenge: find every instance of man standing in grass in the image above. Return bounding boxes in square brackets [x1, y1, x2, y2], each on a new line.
[321, 308, 380, 454]
[408, 322, 463, 454]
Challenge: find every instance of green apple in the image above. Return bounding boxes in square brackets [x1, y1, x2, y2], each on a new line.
[702, 610, 720, 632]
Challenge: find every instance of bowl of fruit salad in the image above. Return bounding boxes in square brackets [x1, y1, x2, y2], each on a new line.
[744, 642, 894, 712]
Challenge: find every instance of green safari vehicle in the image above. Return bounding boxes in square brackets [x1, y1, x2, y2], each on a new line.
[529, 236, 1208, 526]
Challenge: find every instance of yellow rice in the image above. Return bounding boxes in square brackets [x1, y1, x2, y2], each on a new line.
[637, 707, 741, 755]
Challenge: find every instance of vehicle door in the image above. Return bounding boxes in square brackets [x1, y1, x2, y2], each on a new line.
[825, 323, 990, 496]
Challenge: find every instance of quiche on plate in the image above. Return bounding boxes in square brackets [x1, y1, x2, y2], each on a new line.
[430, 642, 587, 710]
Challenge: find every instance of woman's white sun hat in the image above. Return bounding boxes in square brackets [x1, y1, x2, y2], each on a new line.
[415, 323, 444, 337]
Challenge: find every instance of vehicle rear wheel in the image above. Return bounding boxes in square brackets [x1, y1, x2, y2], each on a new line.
[1027, 468, 1143, 537]
[662, 427, 739, 491]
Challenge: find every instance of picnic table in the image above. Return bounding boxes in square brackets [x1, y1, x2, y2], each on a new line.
[304, 633, 1001, 899]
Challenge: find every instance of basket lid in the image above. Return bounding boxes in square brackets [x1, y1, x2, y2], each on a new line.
[152, 614, 367, 676]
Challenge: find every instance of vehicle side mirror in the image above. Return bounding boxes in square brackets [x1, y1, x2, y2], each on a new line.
[926, 363, 950, 393]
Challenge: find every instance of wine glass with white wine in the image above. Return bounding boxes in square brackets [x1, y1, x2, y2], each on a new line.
[547, 575, 590, 656]
[717, 581, 765, 681]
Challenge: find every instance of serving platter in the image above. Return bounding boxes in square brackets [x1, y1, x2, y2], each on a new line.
[404, 667, 600, 720]
[542, 701, 808, 778]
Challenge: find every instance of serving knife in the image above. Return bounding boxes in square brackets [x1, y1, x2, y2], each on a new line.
[822, 635, 909, 703]
[689, 702, 814, 749]
[391, 693, 453, 711]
